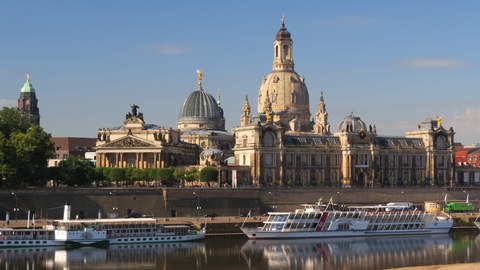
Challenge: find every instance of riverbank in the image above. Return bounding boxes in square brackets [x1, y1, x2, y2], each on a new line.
[1, 187, 479, 220]
[391, 262, 480, 270]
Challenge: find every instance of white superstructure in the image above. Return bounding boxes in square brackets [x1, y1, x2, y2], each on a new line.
[242, 199, 453, 239]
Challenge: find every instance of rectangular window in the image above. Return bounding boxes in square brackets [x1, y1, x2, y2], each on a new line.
[331, 154, 338, 166]
[264, 153, 274, 166]
[402, 155, 409, 167]
[416, 155, 424, 167]
[286, 153, 294, 166]
[315, 154, 323, 166]
[356, 154, 368, 166]
[301, 154, 309, 166]
[243, 138, 247, 148]
[388, 155, 397, 167]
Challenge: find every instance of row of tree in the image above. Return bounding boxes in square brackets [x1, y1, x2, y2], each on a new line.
[50, 156, 219, 187]
[0, 107, 220, 188]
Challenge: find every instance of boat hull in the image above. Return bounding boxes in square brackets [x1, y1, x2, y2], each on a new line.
[108, 233, 205, 245]
[242, 225, 453, 240]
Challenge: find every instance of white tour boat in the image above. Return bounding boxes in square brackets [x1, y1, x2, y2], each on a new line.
[241, 198, 453, 239]
[1, 203, 204, 248]
[52, 203, 204, 246]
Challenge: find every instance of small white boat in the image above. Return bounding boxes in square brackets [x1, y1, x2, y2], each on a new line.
[241, 198, 453, 240]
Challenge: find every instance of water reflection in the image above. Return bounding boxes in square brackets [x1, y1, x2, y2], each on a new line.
[0, 242, 206, 270]
[0, 233, 479, 269]
[241, 235, 458, 270]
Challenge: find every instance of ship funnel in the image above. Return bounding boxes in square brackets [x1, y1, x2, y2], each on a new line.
[63, 202, 71, 221]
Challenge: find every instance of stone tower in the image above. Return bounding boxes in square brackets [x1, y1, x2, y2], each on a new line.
[257, 17, 311, 131]
[314, 92, 330, 134]
[17, 74, 40, 125]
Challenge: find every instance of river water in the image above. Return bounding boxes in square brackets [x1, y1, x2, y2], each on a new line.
[1, 232, 479, 270]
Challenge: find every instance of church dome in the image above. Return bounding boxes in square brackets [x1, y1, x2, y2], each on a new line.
[258, 71, 309, 115]
[178, 89, 225, 131]
[337, 113, 367, 132]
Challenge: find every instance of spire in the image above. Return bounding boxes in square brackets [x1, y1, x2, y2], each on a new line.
[241, 94, 252, 126]
[282, 15, 285, 29]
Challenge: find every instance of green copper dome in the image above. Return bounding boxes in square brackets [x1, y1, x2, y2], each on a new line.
[21, 74, 35, 93]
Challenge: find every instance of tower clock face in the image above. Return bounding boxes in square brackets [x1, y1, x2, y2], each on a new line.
[25, 100, 30, 106]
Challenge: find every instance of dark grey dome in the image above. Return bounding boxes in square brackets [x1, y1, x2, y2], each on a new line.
[178, 90, 223, 121]
[338, 113, 367, 132]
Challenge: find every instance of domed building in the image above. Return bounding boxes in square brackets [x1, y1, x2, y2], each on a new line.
[231, 19, 455, 188]
[177, 71, 234, 162]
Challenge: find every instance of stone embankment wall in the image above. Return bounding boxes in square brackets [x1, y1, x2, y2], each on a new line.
[0, 187, 478, 219]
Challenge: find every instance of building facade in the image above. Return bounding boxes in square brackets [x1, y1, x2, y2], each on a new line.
[232, 20, 455, 188]
[454, 144, 480, 186]
[48, 137, 97, 167]
[96, 105, 200, 168]
[17, 74, 40, 125]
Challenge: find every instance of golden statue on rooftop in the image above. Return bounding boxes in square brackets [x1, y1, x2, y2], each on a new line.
[197, 69, 203, 89]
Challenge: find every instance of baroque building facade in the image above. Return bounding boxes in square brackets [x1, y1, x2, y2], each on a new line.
[232, 20, 455, 188]
[17, 74, 40, 125]
[96, 105, 200, 168]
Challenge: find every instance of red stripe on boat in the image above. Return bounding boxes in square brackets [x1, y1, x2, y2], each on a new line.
[315, 212, 329, 231]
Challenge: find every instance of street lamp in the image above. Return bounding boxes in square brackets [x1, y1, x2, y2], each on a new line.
[109, 192, 118, 216]
[192, 192, 201, 218]
[11, 192, 19, 221]
[268, 191, 277, 210]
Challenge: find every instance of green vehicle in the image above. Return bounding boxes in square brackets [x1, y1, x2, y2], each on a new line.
[444, 202, 474, 212]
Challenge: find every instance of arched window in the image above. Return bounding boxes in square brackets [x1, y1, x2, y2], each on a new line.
[242, 155, 246, 165]
[291, 91, 297, 103]
[283, 45, 289, 60]
[275, 46, 279, 58]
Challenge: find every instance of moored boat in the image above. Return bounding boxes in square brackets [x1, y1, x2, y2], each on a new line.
[241, 198, 453, 239]
[0, 227, 60, 248]
[52, 203, 204, 246]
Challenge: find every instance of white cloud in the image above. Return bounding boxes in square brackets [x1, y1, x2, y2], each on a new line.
[400, 58, 466, 68]
[154, 44, 192, 55]
[0, 99, 17, 108]
[449, 108, 480, 143]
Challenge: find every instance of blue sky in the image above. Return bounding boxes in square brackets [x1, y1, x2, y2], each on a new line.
[1, 1, 479, 145]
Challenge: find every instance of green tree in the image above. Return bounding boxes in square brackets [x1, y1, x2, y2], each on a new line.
[109, 168, 126, 186]
[199, 166, 218, 186]
[58, 156, 95, 186]
[156, 168, 174, 186]
[185, 167, 198, 183]
[0, 108, 54, 187]
[173, 168, 186, 187]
